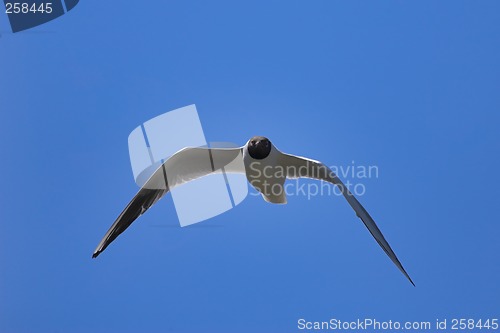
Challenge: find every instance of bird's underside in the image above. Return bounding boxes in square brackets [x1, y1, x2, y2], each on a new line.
[93, 137, 414, 286]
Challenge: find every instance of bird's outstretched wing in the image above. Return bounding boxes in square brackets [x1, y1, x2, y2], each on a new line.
[92, 147, 244, 258]
[280, 153, 415, 286]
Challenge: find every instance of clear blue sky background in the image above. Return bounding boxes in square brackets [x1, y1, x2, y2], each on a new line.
[1, 1, 499, 332]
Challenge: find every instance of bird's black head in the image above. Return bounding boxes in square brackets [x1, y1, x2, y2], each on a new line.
[248, 136, 272, 160]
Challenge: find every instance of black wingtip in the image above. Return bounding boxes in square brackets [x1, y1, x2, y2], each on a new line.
[92, 251, 100, 259]
[402, 269, 416, 287]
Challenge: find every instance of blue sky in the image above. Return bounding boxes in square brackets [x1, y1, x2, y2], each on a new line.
[1, 1, 499, 332]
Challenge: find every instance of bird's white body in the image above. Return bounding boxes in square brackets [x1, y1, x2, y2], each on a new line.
[243, 142, 287, 204]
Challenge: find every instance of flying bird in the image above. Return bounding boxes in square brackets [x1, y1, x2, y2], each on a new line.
[93, 136, 414, 286]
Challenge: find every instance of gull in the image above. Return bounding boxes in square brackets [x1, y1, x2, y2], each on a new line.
[93, 136, 414, 286]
